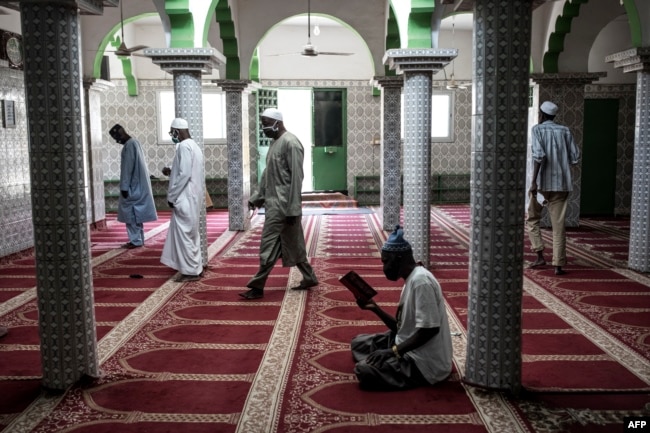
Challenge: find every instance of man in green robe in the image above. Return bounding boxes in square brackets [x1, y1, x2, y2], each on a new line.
[240, 108, 319, 300]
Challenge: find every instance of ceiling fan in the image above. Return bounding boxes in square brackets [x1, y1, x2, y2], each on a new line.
[269, 0, 353, 57]
[445, 16, 469, 90]
[107, 0, 148, 57]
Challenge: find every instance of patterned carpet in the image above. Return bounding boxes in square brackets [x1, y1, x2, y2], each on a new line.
[0, 206, 648, 432]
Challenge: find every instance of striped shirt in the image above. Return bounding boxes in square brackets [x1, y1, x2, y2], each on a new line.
[531, 120, 580, 192]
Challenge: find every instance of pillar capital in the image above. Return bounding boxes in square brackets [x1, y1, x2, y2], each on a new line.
[371, 75, 404, 89]
[383, 48, 457, 74]
[530, 72, 607, 86]
[214, 79, 259, 93]
[144, 47, 225, 75]
[83, 78, 114, 92]
[605, 47, 650, 73]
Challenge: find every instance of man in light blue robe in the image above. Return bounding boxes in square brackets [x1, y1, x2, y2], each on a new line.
[109, 124, 157, 249]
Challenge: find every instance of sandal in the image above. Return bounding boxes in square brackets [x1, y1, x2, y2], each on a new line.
[239, 288, 263, 300]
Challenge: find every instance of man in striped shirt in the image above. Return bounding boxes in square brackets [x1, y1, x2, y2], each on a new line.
[527, 101, 580, 275]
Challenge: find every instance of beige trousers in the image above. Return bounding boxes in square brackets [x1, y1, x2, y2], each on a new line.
[526, 191, 569, 266]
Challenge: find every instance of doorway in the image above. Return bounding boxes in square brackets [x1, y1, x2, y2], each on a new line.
[581, 99, 619, 216]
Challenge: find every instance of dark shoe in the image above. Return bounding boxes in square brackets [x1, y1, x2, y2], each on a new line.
[0, 327, 7, 338]
[554, 267, 566, 275]
[290, 281, 318, 291]
[175, 274, 201, 282]
[121, 242, 142, 249]
[239, 288, 263, 300]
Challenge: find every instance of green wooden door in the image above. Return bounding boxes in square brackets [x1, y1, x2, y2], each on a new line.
[311, 89, 347, 193]
[581, 99, 619, 216]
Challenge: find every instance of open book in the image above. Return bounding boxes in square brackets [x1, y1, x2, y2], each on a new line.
[339, 270, 378, 302]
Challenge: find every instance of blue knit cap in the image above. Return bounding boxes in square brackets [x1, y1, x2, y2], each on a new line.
[382, 225, 412, 252]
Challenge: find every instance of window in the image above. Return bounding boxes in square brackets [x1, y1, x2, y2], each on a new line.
[157, 90, 227, 144]
[401, 90, 454, 142]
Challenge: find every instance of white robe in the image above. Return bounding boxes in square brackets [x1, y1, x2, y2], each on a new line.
[161, 138, 204, 275]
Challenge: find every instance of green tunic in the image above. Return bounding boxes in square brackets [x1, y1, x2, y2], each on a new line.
[250, 131, 307, 267]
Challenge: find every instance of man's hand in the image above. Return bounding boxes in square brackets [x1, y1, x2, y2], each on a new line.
[528, 181, 538, 194]
[356, 298, 378, 311]
[285, 216, 297, 225]
[168, 201, 174, 208]
[365, 349, 394, 367]
[121, 190, 128, 199]
[248, 202, 256, 211]
[162, 167, 171, 176]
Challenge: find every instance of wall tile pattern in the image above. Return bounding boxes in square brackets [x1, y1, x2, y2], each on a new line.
[20, 1, 99, 389]
[0, 68, 32, 257]
[464, 0, 531, 392]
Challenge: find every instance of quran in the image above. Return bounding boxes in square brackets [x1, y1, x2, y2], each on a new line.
[338, 270, 378, 302]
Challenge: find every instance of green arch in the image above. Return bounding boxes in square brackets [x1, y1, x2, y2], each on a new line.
[165, 0, 194, 48]
[214, 0, 240, 79]
[92, 12, 157, 96]
[384, 3, 400, 76]
[543, 0, 642, 73]
[407, 0, 434, 48]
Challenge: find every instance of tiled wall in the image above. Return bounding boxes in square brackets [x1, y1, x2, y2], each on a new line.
[0, 67, 33, 257]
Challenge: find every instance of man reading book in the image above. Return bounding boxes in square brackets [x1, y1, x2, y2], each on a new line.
[351, 225, 452, 391]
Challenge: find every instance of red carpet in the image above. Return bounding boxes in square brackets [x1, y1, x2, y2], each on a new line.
[1, 206, 648, 433]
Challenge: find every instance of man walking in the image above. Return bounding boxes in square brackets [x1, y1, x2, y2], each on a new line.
[240, 108, 318, 300]
[109, 124, 157, 249]
[527, 101, 580, 275]
[161, 118, 204, 282]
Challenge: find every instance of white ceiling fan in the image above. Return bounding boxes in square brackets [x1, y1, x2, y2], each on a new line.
[269, 0, 353, 57]
[107, 0, 148, 57]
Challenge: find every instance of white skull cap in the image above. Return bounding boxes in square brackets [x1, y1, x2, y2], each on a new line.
[261, 108, 283, 121]
[170, 118, 189, 129]
[540, 101, 558, 116]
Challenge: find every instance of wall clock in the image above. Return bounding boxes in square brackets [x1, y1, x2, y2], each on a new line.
[5, 36, 23, 67]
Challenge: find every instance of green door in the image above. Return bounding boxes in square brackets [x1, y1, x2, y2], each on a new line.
[581, 99, 618, 216]
[311, 89, 347, 193]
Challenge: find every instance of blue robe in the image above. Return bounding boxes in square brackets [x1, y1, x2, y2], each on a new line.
[117, 137, 157, 225]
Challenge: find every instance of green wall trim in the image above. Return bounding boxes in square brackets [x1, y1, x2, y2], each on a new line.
[385, 3, 400, 76]
[109, 36, 138, 96]
[623, 0, 642, 47]
[200, 0, 220, 48]
[165, 0, 194, 48]
[215, 0, 240, 79]
[407, 0, 434, 48]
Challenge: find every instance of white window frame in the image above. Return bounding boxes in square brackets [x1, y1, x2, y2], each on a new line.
[401, 90, 455, 143]
[156, 90, 227, 145]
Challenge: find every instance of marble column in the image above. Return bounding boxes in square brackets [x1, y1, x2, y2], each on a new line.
[145, 48, 225, 266]
[463, 0, 532, 393]
[606, 47, 650, 272]
[215, 79, 257, 231]
[372, 76, 403, 231]
[20, 0, 100, 389]
[384, 49, 456, 265]
[529, 73, 606, 227]
[83, 78, 114, 229]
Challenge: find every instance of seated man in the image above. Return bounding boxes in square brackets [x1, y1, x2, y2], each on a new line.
[351, 225, 453, 391]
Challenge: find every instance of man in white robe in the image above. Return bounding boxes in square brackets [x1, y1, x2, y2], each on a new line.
[109, 124, 157, 248]
[160, 118, 204, 282]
